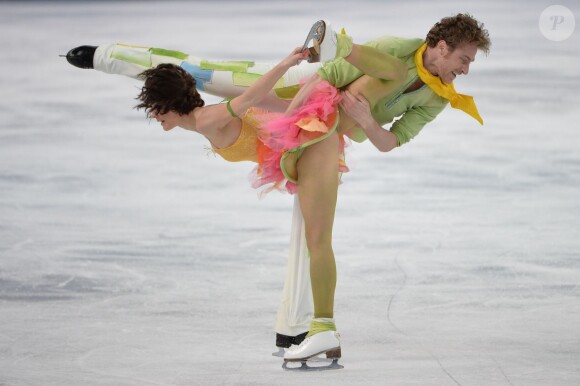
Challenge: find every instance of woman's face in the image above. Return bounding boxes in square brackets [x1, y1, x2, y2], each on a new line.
[151, 109, 180, 131]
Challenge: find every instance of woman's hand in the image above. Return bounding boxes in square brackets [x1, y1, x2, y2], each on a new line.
[279, 47, 309, 69]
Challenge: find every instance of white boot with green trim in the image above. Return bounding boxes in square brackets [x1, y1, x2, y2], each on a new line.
[283, 318, 342, 364]
[315, 21, 353, 63]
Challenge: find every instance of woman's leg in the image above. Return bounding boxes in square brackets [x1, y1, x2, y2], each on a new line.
[296, 131, 340, 319]
[325, 31, 406, 81]
[345, 44, 407, 81]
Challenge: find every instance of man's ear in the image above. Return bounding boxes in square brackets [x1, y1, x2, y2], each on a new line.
[436, 40, 449, 56]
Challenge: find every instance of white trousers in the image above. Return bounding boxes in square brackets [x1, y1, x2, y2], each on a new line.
[275, 195, 314, 336]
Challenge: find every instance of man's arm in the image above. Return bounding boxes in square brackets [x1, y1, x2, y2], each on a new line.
[340, 90, 397, 152]
[389, 104, 447, 146]
[340, 90, 447, 151]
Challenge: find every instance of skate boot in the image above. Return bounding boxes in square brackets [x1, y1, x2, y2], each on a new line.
[61, 45, 97, 69]
[276, 332, 308, 348]
[282, 318, 343, 371]
[272, 332, 308, 357]
[309, 21, 353, 63]
[284, 330, 341, 361]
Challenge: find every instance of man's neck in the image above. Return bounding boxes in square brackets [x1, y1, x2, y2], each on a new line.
[422, 46, 439, 77]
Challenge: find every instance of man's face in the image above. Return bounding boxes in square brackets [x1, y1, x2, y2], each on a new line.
[433, 41, 478, 84]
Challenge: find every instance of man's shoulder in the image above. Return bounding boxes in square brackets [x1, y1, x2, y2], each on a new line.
[364, 36, 425, 58]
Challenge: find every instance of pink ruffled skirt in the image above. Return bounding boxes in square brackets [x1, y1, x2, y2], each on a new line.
[250, 80, 349, 195]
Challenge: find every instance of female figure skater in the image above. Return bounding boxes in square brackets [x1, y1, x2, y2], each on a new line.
[134, 28, 407, 365]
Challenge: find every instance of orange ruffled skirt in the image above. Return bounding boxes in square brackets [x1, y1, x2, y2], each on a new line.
[213, 80, 349, 195]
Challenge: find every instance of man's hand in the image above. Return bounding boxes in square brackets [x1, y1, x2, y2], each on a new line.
[339, 90, 374, 128]
[340, 90, 398, 152]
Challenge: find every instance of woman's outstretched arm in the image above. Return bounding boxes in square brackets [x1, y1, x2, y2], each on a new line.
[228, 48, 307, 116]
[195, 48, 306, 132]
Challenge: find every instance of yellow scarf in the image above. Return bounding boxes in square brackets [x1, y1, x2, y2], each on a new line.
[414, 43, 483, 125]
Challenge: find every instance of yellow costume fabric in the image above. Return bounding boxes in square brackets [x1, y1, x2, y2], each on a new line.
[212, 108, 261, 163]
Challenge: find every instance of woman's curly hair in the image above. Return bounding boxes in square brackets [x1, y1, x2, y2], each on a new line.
[426, 13, 491, 55]
[135, 63, 205, 116]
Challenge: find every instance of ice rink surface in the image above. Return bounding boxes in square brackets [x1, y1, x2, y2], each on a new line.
[1, 1, 579, 385]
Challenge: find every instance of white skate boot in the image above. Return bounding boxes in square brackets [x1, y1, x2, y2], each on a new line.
[282, 330, 343, 371]
[307, 20, 352, 63]
[315, 20, 338, 63]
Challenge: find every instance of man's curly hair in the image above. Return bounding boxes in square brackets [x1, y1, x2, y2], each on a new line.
[426, 13, 491, 55]
[135, 63, 205, 116]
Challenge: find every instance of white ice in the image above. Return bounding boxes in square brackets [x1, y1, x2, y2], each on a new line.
[1, 1, 579, 385]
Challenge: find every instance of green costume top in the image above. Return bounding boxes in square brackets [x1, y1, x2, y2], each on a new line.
[317, 36, 449, 146]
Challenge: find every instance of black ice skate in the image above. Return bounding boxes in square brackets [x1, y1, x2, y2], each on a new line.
[272, 332, 308, 357]
[60, 45, 97, 69]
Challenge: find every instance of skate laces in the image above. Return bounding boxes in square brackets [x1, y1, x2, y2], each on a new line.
[306, 318, 336, 338]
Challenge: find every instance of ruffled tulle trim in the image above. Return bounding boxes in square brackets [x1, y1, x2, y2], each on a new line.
[249, 81, 349, 196]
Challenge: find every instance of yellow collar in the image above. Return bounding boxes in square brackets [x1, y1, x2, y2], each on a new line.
[414, 43, 483, 125]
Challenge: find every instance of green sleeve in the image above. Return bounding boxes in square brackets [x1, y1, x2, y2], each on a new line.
[390, 104, 447, 146]
[317, 57, 363, 88]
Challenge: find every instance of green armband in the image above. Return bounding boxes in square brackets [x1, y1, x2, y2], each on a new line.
[226, 99, 238, 118]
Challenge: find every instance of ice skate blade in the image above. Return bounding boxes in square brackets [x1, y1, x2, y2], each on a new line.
[301, 20, 326, 52]
[284, 346, 341, 363]
[301, 20, 326, 63]
[282, 358, 343, 372]
[272, 347, 285, 358]
[273, 348, 336, 361]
